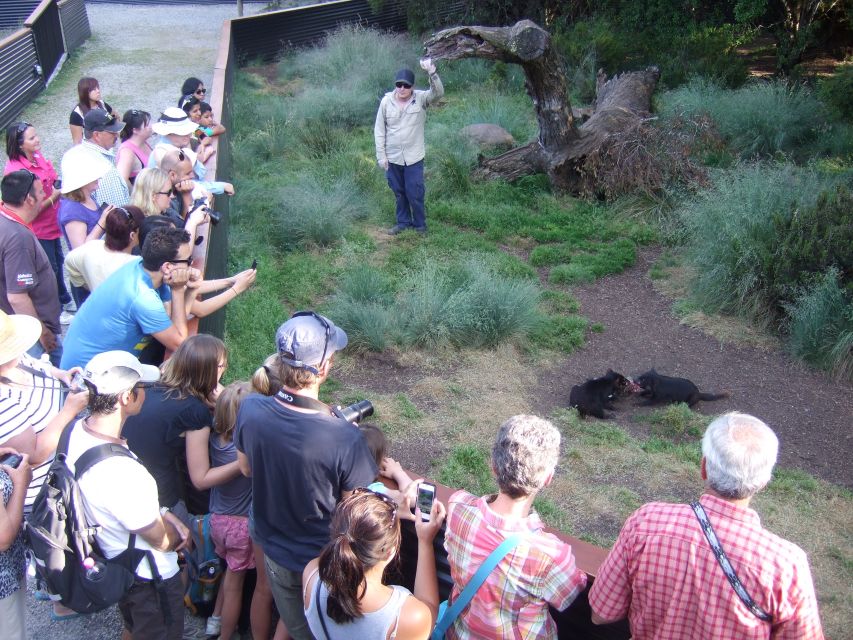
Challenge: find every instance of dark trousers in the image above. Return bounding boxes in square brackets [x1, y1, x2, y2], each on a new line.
[70, 284, 89, 309]
[37, 239, 71, 305]
[386, 160, 426, 230]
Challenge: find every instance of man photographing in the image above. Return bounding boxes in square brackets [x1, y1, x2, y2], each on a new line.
[235, 312, 377, 640]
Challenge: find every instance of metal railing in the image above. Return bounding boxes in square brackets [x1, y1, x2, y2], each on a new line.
[0, 0, 89, 130]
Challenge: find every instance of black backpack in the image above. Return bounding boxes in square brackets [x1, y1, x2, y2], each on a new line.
[26, 421, 162, 614]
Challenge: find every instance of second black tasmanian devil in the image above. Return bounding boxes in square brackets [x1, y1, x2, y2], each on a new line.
[570, 369, 638, 419]
[635, 369, 728, 407]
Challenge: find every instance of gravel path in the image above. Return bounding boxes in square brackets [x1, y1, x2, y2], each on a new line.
[14, 4, 266, 639]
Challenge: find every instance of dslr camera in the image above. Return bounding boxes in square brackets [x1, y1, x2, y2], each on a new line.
[191, 197, 222, 226]
[332, 400, 374, 423]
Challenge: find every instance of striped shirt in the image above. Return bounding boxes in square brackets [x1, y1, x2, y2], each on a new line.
[588, 494, 824, 639]
[0, 355, 65, 512]
[443, 490, 587, 640]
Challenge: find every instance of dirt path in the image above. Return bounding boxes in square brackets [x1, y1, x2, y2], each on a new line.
[534, 248, 853, 489]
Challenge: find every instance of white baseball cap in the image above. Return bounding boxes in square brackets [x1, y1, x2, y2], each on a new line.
[83, 350, 160, 394]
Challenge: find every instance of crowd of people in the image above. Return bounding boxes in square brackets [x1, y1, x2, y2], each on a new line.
[0, 67, 827, 640]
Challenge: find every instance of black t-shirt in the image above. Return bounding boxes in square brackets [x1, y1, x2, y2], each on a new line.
[234, 393, 378, 572]
[123, 384, 211, 509]
[69, 102, 113, 126]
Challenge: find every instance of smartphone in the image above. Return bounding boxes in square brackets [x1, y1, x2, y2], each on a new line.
[251, 259, 258, 270]
[70, 372, 86, 393]
[0, 453, 22, 469]
[416, 482, 436, 522]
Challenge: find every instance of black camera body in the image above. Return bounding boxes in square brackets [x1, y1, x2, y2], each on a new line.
[0, 453, 23, 469]
[332, 400, 374, 423]
[191, 197, 221, 226]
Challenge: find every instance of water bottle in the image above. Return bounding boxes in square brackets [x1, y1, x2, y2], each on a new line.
[83, 556, 106, 582]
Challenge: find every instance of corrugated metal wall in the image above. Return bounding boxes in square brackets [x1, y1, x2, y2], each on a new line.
[231, 0, 464, 62]
[58, 0, 90, 52]
[0, 0, 40, 29]
[0, 31, 44, 131]
[26, 1, 65, 80]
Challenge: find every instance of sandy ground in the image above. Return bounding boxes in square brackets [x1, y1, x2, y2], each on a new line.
[12, 4, 267, 639]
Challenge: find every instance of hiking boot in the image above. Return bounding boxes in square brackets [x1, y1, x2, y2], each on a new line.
[386, 224, 410, 236]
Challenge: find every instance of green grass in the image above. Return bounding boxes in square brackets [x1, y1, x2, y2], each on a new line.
[634, 403, 711, 440]
[436, 444, 496, 497]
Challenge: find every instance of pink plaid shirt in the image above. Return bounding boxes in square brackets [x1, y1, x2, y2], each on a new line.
[443, 490, 587, 640]
[588, 494, 824, 639]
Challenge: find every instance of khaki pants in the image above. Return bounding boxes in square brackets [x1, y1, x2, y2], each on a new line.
[0, 580, 26, 640]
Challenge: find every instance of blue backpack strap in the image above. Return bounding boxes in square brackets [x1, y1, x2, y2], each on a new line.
[432, 533, 526, 639]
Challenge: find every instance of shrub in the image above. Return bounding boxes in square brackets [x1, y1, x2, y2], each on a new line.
[273, 175, 369, 249]
[680, 163, 848, 324]
[659, 78, 826, 159]
[785, 269, 853, 382]
[818, 63, 853, 121]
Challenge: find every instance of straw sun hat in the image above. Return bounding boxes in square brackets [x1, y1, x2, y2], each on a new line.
[0, 310, 42, 365]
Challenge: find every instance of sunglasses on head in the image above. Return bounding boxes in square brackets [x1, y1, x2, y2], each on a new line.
[352, 487, 399, 525]
[395, 82, 412, 89]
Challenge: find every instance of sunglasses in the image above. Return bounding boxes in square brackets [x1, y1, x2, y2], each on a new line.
[195, 87, 207, 95]
[352, 487, 398, 525]
[156, 189, 173, 197]
[395, 82, 412, 89]
[283, 311, 332, 375]
[20, 169, 37, 196]
[169, 257, 192, 266]
[15, 122, 31, 140]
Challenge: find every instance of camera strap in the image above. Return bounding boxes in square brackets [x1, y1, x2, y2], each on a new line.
[274, 390, 331, 415]
[690, 501, 772, 623]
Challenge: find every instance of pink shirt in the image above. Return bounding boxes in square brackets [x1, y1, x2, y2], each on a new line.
[3, 153, 61, 240]
[443, 491, 587, 639]
[588, 494, 824, 639]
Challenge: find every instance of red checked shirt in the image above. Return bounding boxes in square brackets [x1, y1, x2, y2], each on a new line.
[588, 494, 824, 639]
[443, 490, 588, 640]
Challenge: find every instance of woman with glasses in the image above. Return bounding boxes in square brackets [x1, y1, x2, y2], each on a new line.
[130, 167, 174, 217]
[123, 334, 241, 524]
[180, 77, 207, 104]
[116, 110, 153, 186]
[302, 488, 445, 640]
[3, 122, 72, 320]
[178, 95, 215, 164]
[63, 205, 145, 295]
[69, 77, 118, 145]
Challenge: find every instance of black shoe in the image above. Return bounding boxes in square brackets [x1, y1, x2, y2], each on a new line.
[386, 225, 410, 236]
[414, 227, 427, 235]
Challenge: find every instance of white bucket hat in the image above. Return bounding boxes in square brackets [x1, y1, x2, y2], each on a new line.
[59, 144, 113, 194]
[0, 310, 41, 365]
[152, 107, 197, 136]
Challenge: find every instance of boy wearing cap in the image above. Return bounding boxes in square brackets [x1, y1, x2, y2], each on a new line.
[235, 312, 377, 640]
[0, 171, 62, 365]
[78, 108, 130, 207]
[374, 58, 443, 235]
[65, 350, 190, 639]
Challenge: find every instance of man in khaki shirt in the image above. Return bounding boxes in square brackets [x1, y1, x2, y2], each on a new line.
[374, 58, 443, 235]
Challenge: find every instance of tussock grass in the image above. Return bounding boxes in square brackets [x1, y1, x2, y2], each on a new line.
[658, 78, 827, 159]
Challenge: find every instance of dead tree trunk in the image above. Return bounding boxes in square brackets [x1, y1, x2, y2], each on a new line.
[424, 20, 660, 193]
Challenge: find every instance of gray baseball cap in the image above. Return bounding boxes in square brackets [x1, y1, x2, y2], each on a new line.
[276, 311, 348, 374]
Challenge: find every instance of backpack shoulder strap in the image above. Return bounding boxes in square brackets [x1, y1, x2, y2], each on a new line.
[75, 443, 136, 480]
[55, 418, 81, 458]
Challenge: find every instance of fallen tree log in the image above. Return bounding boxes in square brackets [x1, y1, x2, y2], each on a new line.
[424, 20, 662, 194]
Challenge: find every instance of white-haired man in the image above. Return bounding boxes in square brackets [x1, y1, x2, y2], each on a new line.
[443, 415, 588, 639]
[589, 412, 824, 639]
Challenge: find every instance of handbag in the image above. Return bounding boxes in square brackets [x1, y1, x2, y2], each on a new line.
[431, 533, 526, 639]
[690, 501, 772, 623]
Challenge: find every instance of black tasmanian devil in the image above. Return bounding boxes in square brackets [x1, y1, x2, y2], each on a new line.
[570, 369, 640, 419]
[635, 369, 728, 407]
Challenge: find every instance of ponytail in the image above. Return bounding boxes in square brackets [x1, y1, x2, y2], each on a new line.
[318, 534, 367, 624]
[251, 354, 283, 395]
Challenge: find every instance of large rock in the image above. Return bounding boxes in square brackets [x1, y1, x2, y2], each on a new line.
[460, 123, 515, 148]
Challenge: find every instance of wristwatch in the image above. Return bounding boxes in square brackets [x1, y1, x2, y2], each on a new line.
[159, 506, 170, 517]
